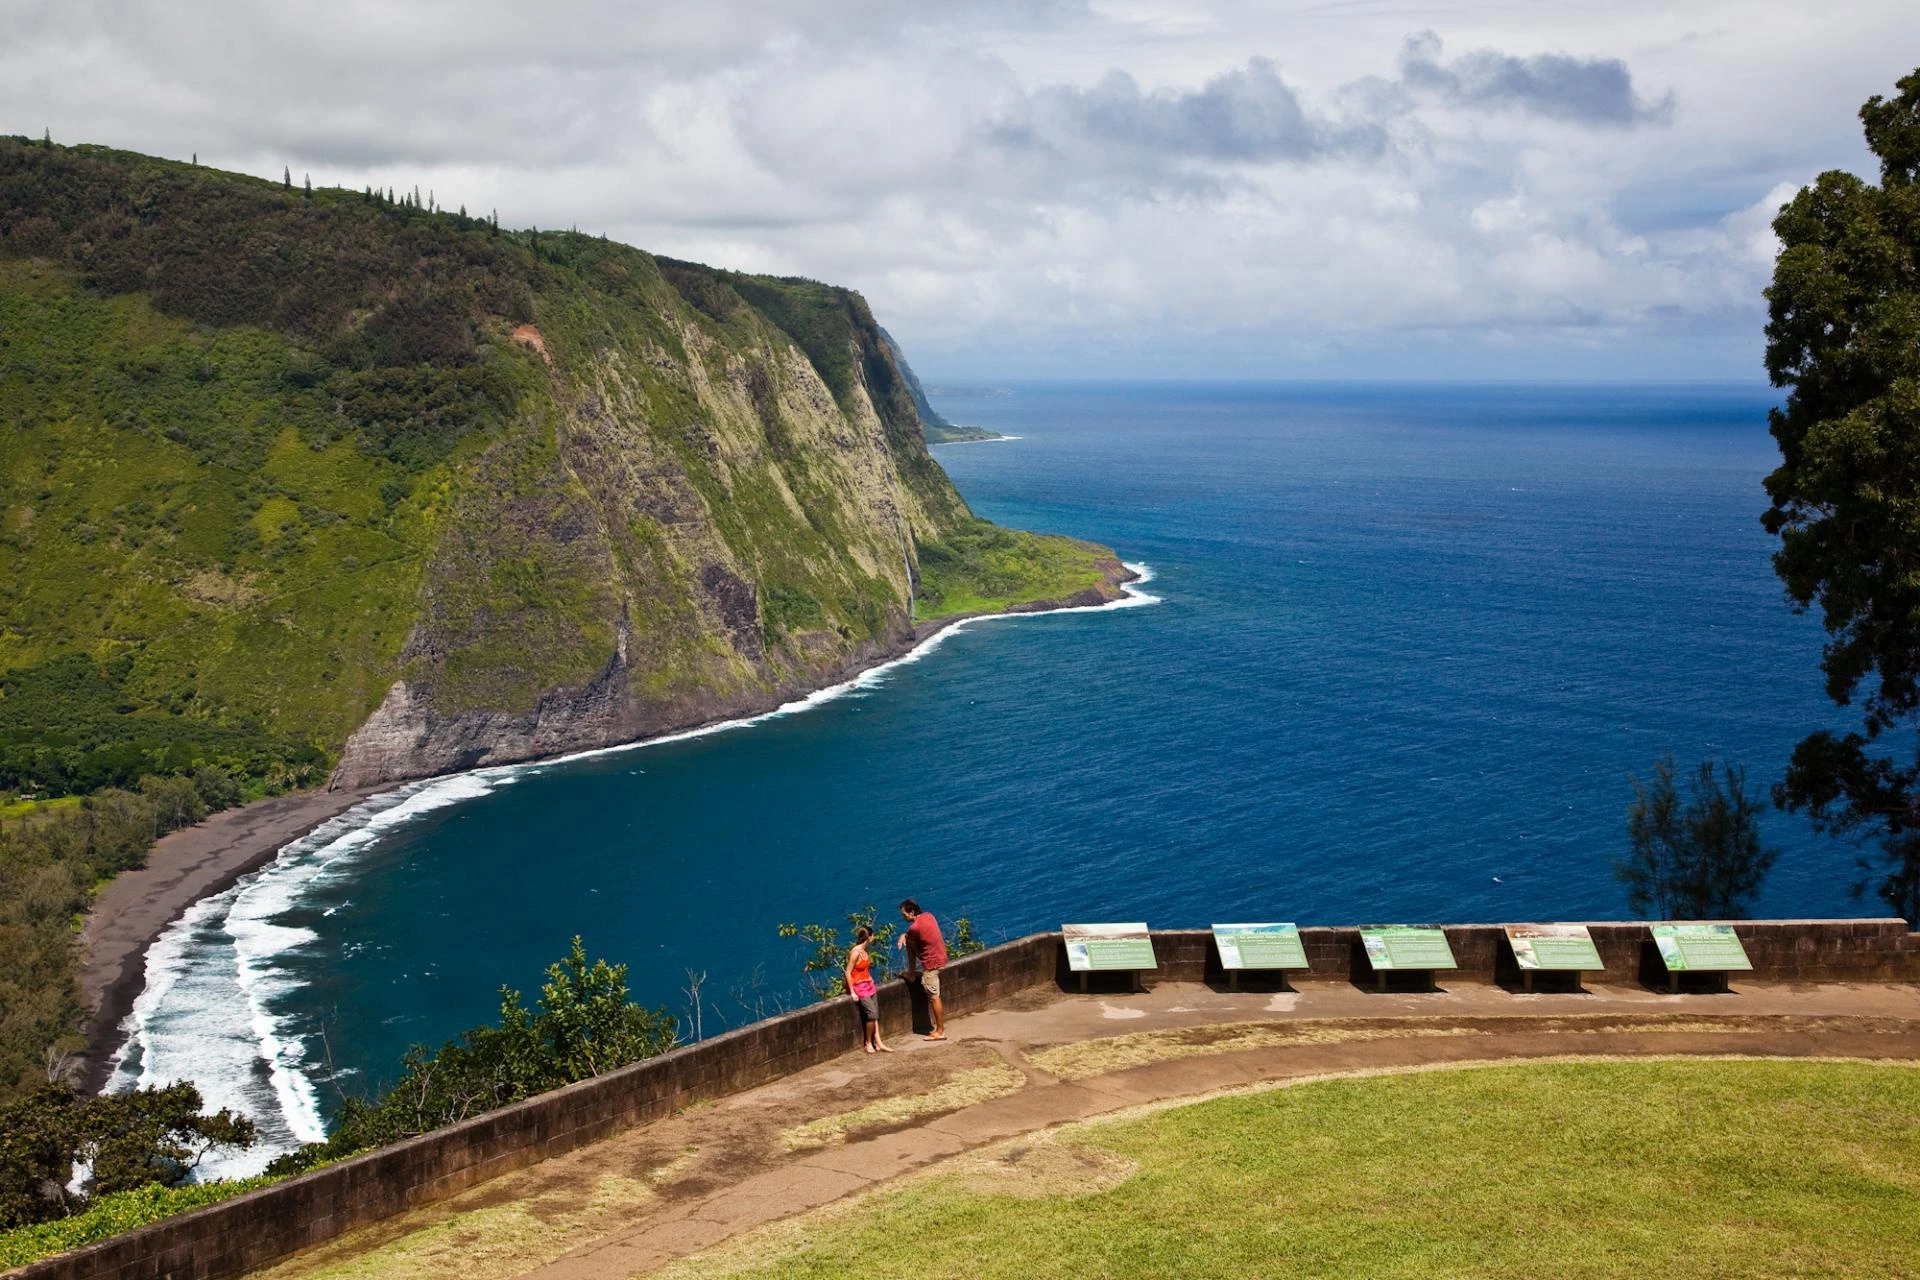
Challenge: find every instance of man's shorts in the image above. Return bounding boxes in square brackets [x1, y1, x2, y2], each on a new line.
[920, 967, 942, 999]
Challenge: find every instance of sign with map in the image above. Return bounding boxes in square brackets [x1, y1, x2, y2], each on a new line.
[1358, 926, 1457, 971]
[1504, 923, 1604, 971]
[1212, 923, 1309, 971]
[1063, 923, 1157, 972]
[1651, 923, 1753, 972]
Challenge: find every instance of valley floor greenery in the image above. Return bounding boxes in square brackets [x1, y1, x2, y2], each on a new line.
[913, 520, 1115, 621]
[663, 1058, 1920, 1280]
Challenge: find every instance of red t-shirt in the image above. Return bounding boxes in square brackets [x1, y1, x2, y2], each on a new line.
[906, 913, 948, 970]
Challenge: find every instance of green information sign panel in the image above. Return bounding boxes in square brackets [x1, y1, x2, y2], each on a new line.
[1651, 924, 1753, 972]
[1063, 923, 1157, 972]
[1213, 923, 1309, 971]
[1505, 924, 1604, 971]
[1359, 927, 1457, 971]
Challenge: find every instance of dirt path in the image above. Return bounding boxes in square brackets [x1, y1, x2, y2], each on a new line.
[77, 785, 385, 1089]
[248, 981, 1920, 1280]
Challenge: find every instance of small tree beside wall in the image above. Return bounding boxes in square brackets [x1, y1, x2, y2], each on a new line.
[1617, 756, 1780, 919]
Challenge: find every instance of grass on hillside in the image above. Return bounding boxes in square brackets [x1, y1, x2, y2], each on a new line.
[663, 1058, 1920, 1280]
[914, 521, 1115, 621]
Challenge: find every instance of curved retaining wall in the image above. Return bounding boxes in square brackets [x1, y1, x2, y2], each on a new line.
[15, 919, 1917, 1280]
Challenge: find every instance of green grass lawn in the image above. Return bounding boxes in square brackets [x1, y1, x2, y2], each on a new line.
[665, 1059, 1920, 1279]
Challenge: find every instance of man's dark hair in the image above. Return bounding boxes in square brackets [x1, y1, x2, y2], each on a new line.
[899, 898, 920, 915]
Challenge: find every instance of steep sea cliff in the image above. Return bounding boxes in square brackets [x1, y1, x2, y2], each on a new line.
[0, 139, 1127, 796]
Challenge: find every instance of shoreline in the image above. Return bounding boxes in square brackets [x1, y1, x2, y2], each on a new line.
[79, 562, 1154, 1093]
[78, 785, 388, 1091]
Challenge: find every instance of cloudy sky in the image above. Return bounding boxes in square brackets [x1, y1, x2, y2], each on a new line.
[5, 1, 1912, 379]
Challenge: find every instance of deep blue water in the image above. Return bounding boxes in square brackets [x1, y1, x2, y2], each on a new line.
[116, 381, 1861, 1165]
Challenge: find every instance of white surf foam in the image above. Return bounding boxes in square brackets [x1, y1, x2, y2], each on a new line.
[109, 565, 1159, 1172]
[108, 772, 522, 1176]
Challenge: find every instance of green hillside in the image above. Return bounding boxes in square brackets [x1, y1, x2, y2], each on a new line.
[0, 137, 1125, 800]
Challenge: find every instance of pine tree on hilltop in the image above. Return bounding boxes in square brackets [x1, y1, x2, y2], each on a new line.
[283, 166, 291, 189]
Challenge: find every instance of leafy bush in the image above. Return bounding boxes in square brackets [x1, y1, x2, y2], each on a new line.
[0, 1082, 255, 1230]
[267, 938, 677, 1174]
[778, 906, 900, 999]
[779, 907, 985, 1000]
[0, 1174, 276, 1269]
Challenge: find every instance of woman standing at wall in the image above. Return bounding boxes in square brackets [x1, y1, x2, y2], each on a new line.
[846, 927, 891, 1054]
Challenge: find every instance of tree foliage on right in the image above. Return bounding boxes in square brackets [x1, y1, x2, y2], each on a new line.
[1763, 68, 1920, 919]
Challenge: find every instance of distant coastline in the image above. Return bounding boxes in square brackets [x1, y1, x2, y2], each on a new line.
[922, 423, 1008, 444]
[929, 430, 1019, 445]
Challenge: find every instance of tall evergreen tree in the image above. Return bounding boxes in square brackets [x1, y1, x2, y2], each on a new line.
[1764, 69, 1920, 918]
[283, 165, 291, 189]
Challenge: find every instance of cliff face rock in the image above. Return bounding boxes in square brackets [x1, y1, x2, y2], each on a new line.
[0, 141, 1129, 794]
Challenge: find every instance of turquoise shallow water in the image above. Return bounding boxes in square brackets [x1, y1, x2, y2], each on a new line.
[114, 381, 1856, 1168]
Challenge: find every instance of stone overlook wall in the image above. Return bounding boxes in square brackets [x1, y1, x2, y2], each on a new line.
[14, 920, 1917, 1280]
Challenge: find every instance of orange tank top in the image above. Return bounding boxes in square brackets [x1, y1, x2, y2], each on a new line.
[849, 950, 872, 987]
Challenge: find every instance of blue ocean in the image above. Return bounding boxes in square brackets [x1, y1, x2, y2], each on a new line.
[112, 381, 1859, 1170]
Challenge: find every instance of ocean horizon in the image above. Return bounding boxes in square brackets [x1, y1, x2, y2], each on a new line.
[110, 379, 1860, 1175]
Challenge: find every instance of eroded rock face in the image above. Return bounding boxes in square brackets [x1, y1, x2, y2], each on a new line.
[331, 289, 948, 788]
[331, 558, 1139, 790]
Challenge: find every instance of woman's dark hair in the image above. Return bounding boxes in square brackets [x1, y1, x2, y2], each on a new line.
[854, 925, 873, 943]
[899, 898, 920, 915]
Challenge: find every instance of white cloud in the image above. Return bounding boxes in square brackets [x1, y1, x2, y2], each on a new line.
[1, 0, 1912, 377]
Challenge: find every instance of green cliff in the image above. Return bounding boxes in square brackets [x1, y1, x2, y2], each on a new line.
[0, 139, 1130, 794]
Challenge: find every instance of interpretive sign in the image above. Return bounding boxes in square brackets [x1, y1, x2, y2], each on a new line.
[1358, 927, 1457, 971]
[1505, 924, 1604, 971]
[1213, 923, 1309, 971]
[1651, 924, 1753, 973]
[1063, 923, 1158, 973]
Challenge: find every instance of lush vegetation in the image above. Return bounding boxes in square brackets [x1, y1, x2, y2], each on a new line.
[268, 939, 676, 1175]
[0, 136, 1104, 797]
[0, 1079, 254, 1231]
[665, 1059, 1920, 1279]
[1762, 69, 1920, 917]
[0, 768, 242, 1101]
[0, 1174, 276, 1270]
[0, 138, 1119, 1117]
[1617, 756, 1779, 918]
[914, 520, 1114, 620]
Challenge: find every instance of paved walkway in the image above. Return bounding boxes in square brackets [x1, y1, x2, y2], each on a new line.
[255, 980, 1920, 1280]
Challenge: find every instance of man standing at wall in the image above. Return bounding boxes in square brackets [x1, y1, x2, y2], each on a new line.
[896, 899, 948, 1041]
